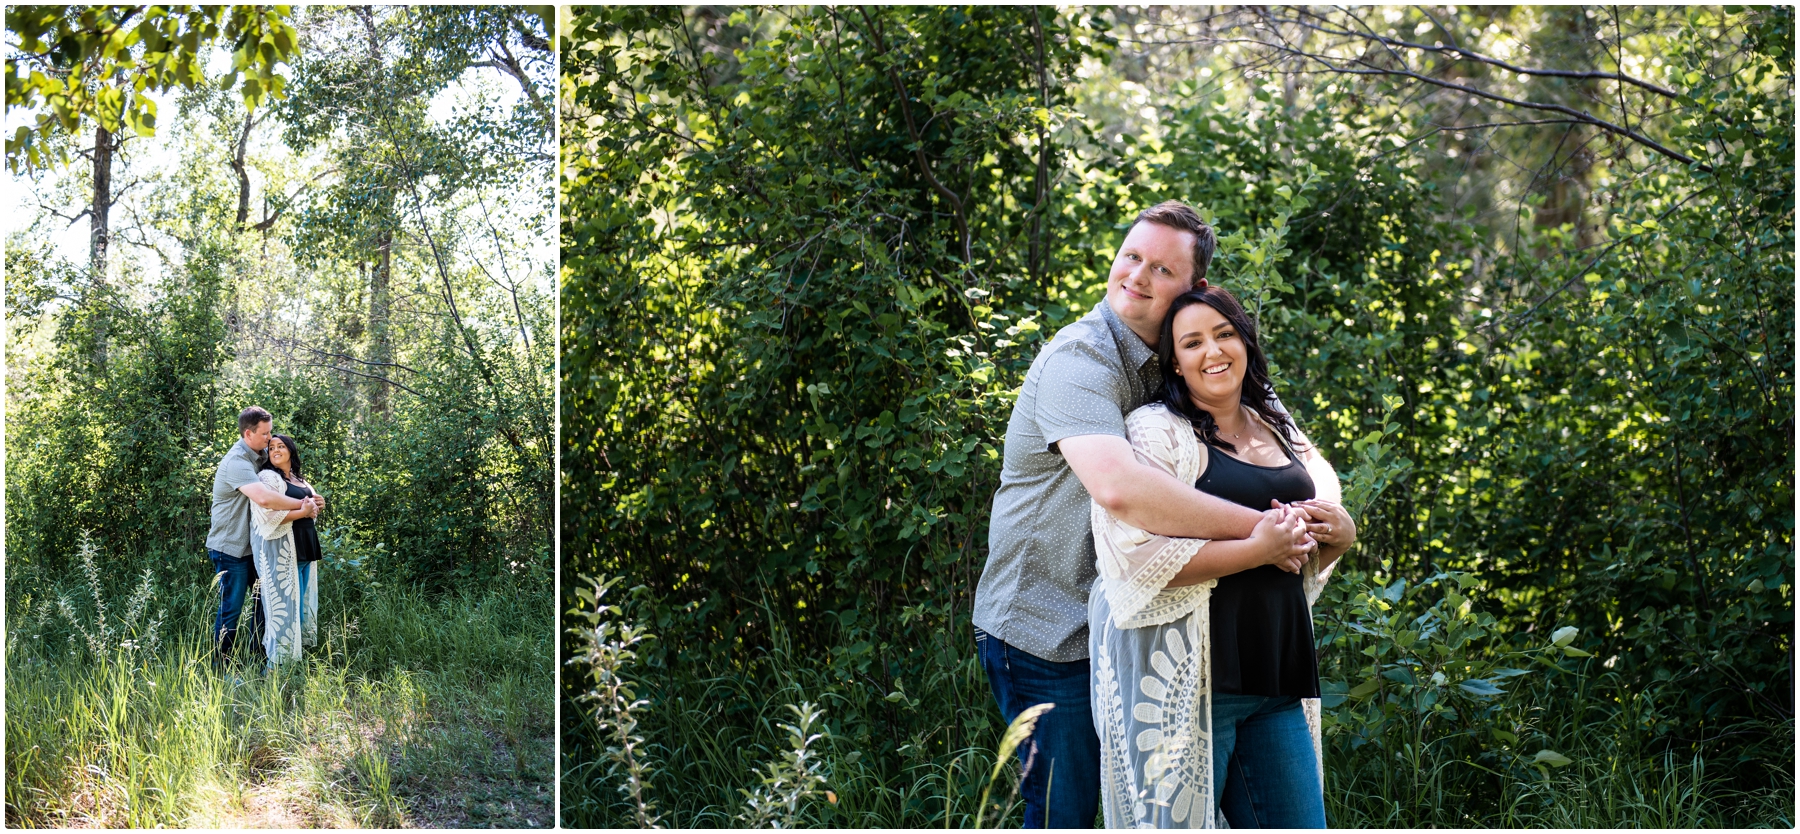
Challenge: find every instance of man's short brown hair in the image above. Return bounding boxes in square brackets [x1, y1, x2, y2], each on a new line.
[238, 406, 272, 435]
[1129, 200, 1218, 287]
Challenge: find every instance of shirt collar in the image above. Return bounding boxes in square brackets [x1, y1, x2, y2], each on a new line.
[1098, 297, 1159, 372]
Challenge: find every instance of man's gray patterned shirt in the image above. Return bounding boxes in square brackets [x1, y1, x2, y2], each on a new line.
[974, 299, 1161, 662]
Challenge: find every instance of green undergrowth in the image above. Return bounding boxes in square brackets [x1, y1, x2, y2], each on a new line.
[6, 567, 554, 828]
[561, 584, 1026, 829]
[565, 572, 1792, 828]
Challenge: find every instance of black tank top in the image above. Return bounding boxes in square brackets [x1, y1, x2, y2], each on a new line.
[1196, 434, 1319, 697]
[283, 480, 323, 564]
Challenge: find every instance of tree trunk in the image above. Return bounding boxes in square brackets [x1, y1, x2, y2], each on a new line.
[89, 123, 115, 371]
[232, 112, 256, 228]
[1530, 7, 1601, 249]
[369, 229, 394, 415]
[356, 5, 397, 416]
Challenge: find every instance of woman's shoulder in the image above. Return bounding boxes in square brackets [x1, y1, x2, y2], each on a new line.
[1124, 402, 1205, 477]
[1126, 401, 1184, 430]
[256, 468, 284, 489]
[1124, 402, 1196, 448]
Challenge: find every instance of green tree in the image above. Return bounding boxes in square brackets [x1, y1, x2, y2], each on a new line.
[6, 5, 297, 374]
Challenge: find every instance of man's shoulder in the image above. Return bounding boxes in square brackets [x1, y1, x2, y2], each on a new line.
[1035, 305, 1124, 368]
[214, 441, 257, 489]
[216, 441, 249, 467]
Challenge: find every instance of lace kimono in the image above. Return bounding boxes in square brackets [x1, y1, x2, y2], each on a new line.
[1089, 403, 1331, 828]
[249, 469, 319, 664]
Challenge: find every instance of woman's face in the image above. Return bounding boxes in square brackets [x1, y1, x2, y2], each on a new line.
[1171, 301, 1248, 408]
[268, 438, 291, 470]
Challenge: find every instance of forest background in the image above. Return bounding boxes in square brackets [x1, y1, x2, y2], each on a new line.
[563, 4, 1793, 829]
[6, 5, 555, 827]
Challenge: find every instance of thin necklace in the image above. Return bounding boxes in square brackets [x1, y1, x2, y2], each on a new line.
[1220, 408, 1250, 440]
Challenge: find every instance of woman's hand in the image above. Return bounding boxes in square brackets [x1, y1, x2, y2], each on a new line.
[1251, 502, 1315, 574]
[1296, 499, 1355, 553]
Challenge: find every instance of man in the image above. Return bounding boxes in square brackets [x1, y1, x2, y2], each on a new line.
[207, 406, 318, 668]
[973, 201, 1315, 827]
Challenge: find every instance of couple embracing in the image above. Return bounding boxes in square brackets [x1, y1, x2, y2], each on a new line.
[205, 406, 327, 671]
[974, 201, 1357, 828]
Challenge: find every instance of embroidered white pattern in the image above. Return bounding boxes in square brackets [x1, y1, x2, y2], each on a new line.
[1093, 643, 1145, 826]
[249, 469, 318, 665]
[1091, 403, 1327, 828]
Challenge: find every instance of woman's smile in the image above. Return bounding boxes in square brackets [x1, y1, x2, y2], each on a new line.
[1173, 302, 1249, 405]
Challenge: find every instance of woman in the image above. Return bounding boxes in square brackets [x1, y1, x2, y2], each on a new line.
[1090, 286, 1357, 828]
[250, 433, 324, 666]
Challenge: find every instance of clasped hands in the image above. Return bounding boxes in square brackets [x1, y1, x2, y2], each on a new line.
[1251, 498, 1355, 574]
[299, 494, 325, 519]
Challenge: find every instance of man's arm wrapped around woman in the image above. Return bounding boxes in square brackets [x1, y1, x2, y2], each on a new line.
[249, 469, 296, 542]
[1091, 403, 1215, 629]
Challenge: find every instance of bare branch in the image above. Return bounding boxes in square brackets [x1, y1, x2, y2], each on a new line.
[1267, 9, 1681, 99]
[1374, 118, 1589, 158]
[301, 363, 424, 396]
[1211, 17, 1712, 173]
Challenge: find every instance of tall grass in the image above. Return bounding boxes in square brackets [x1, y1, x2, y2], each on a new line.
[1326, 677, 1795, 827]
[6, 559, 553, 828]
[564, 575, 1793, 829]
[562, 582, 1027, 828]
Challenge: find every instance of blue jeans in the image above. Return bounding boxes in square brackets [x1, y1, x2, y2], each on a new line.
[208, 549, 264, 664]
[975, 627, 1100, 828]
[1212, 693, 1326, 828]
[297, 561, 312, 629]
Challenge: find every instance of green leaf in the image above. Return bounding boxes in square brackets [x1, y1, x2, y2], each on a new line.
[1458, 678, 1505, 697]
[1532, 749, 1572, 768]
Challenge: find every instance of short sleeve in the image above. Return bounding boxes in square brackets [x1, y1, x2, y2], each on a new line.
[1035, 341, 1129, 450]
[221, 453, 260, 491]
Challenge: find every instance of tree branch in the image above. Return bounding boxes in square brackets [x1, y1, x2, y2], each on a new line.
[301, 363, 424, 396]
[1217, 20, 1712, 173]
[1272, 8, 1682, 99]
[855, 7, 973, 265]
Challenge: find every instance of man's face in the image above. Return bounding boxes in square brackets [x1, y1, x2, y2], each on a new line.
[243, 420, 273, 452]
[1106, 221, 1197, 346]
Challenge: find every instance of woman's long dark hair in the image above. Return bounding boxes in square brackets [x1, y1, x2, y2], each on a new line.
[258, 433, 308, 485]
[1153, 286, 1306, 454]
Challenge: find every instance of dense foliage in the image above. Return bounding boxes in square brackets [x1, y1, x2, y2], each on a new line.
[563, 5, 1792, 827]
